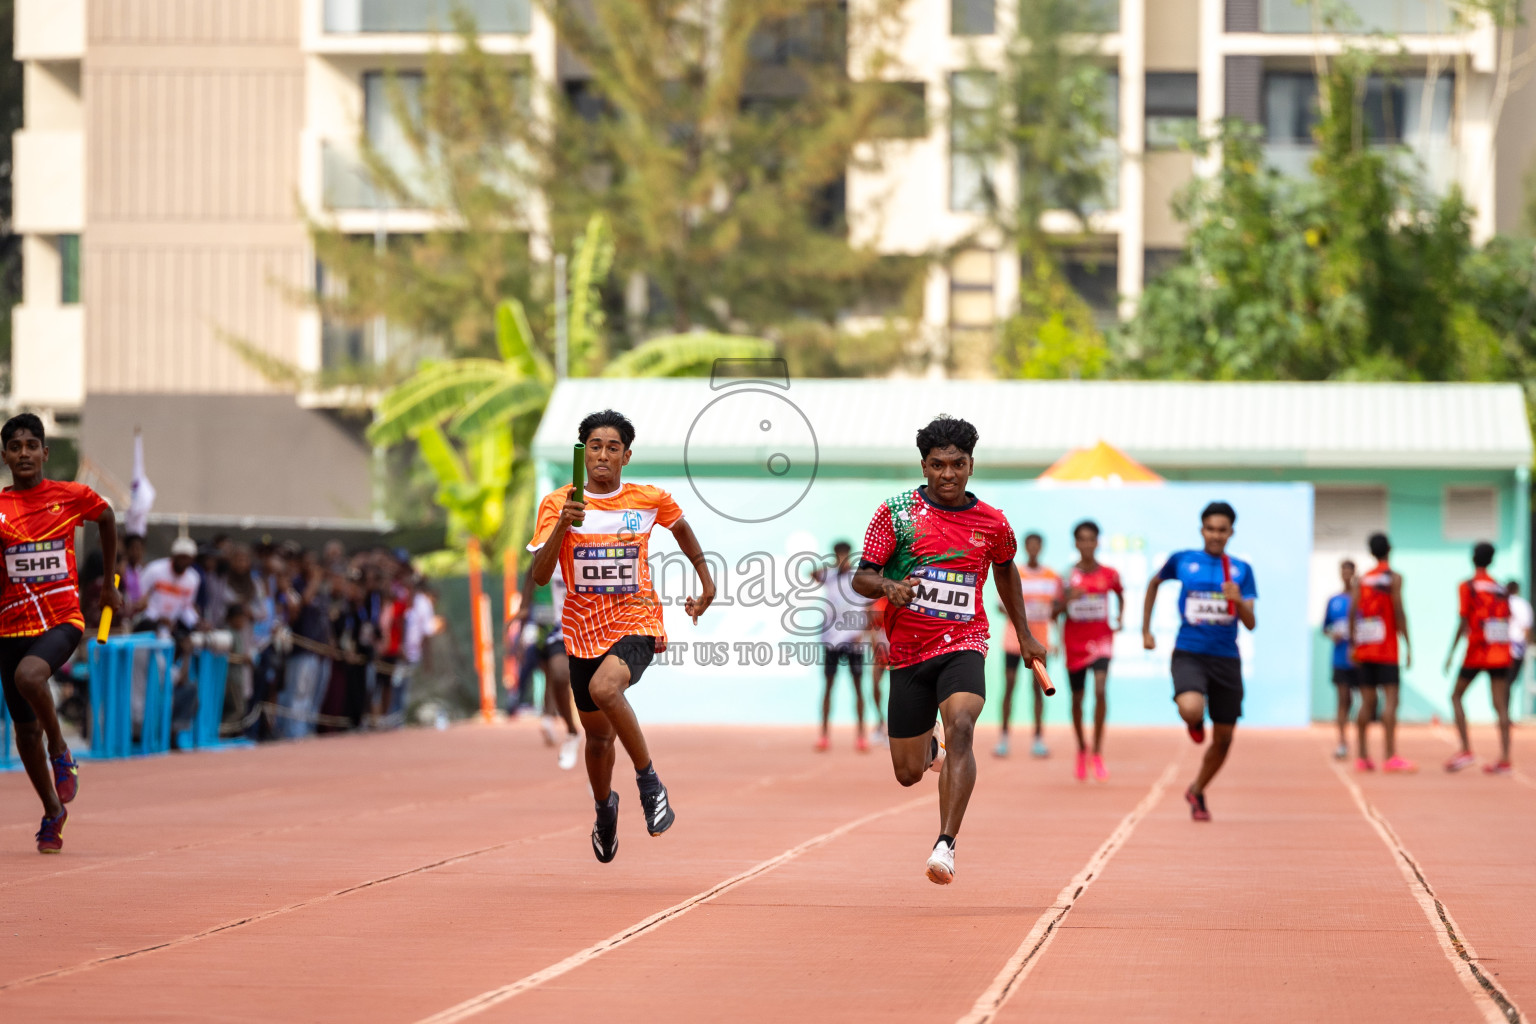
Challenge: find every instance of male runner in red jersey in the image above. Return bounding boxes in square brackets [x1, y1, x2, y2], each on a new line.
[1350, 533, 1415, 773]
[1060, 520, 1123, 782]
[853, 415, 1047, 885]
[0, 413, 120, 852]
[993, 531, 1060, 759]
[1442, 542, 1514, 774]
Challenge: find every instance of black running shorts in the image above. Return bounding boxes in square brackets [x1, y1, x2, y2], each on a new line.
[1004, 652, 1021, 672]
[823, 642, 864, 681]
[887, 650, 985, 739]
[1458, 665, 1510, 684]
[1332, 667, 1359, 688]
[1068, 658, 1111, 693]
[567, 634, 656, 714]
[1355, 662, 1400, 688]
[0, 624, 84, 725]
[1171, 650, 1243, 725]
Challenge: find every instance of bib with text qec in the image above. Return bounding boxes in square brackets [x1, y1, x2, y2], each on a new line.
[572, 544, 641, 595]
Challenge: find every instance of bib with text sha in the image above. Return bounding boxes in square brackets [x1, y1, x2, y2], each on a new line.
[1184, 591, 1234, 626]
[910, 566, 978, 622]
[571, 544, 641, 595]
[5, 539, 69, 584]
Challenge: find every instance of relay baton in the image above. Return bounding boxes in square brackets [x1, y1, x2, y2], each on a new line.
[1032, 659, 1056, 696]
[571, 443, 585, 527]
[98, 573, 121, 642]
[1221, 554, 1235, 616]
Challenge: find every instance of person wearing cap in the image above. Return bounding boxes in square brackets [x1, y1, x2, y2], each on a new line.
[135, 537, 206, 635]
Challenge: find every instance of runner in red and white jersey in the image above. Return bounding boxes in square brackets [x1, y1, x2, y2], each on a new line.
[0, 413, 120, 853]
[1349, 533, 1414, 773]
[1059, 520, 1123, 782]
[1442, 542, 1514, 774]
[992, 533, 1059, 759]
[854, 415, 1047, 885]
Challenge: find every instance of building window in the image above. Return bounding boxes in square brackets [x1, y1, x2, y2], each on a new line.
[324, 0, 531, 34]
[1443, 487, 1498, 542]
[950, 72, 996, 212]
[1262, 0, 1451, 35]
[1143, 248, 1183, 285]
[59, 235, 80, 306]
[1062, 253, 1118, 326]
[953, 0, 995, 35]
[1263, 72, 1452, 146]
[865, 82, 928, 140]
[1313, 487, 1388, 550]
[949, 249, 996, 330]
[364, 71, 425, 167]
[1146, 73, 1198, 150]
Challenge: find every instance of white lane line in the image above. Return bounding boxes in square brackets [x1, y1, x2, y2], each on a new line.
[956, 759, 1180, 1024]
[416, 793, 931, 1024]
[1330, 761, 1523, 1024]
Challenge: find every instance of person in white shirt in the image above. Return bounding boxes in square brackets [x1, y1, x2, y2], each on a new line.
[135, 537, 204, 636]
[812, 542, 874, 753]
[1506, 580, 1532, 689]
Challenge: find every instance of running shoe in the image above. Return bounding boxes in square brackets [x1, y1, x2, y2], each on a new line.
[855, 734, 870, 753]
[639, 779, 675, 836]
[1383, 755, 1418, 774]
[1355, 757, 1376, 772]
[1185, 789, 1210, 822]
[1074, 750, 1088, 781]
[1333, 742, 1349, 760]
[925, 838, 956, 885]
[591, 792, 619, 863]
[993, 734, 1010, 758]
[872, 724, 888, 746]
[539, 714, 558, 747]
[52, 750, 79, 805]
[1091, 753, 1108, 782]
[558, 734, 580, 771]
[36, 807, 67, 854]
[815, 734, 830, 752]
[1030, 736, 1049, 759]
[1444, 751, 1477, 773]
[1482, 761, 1513, 776]
[1187, 721, 1205, 744]
[928, 725, 947, 773]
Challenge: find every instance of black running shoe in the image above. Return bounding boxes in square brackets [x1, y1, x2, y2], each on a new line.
[639, 780, 675, 836]
[592, 792, 619, 863]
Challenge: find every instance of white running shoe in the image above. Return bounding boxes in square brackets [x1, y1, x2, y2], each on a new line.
[558, 734, 580, 770]
[927, 723, 947, 774]
[539, 715, 558, 746]
[926, 838, 955, 885]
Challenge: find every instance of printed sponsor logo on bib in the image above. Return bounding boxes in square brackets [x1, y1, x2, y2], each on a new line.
[5, 538, 69, 584]
[1355, 616, 1387, 645]
[1184, 591, 1234, 626]
[1067, 593, 1109, 622]
[572, 544, 641, 594]
[1483, 618, 1511, 645]
[911, 566, 977, 622]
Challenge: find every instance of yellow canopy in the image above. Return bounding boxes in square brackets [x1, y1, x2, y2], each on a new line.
[1038, 440, 1163, 485]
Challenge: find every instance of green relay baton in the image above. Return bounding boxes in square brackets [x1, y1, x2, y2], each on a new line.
[571, 443, 585, 527]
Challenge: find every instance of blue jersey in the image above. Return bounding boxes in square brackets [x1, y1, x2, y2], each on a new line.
[1323, 593, 1352, 670]
[1157, 549, 1257, 659]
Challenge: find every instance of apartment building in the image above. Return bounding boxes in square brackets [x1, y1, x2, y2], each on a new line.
[9, 0, 1535, 516]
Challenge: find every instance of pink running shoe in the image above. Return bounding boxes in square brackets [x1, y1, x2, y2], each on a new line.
[1355, 757, 1376, 772]
[1185, 789, 1211, 822]
[1382, 755, 1418, 773]
[855, 735, 870, 753]
[1483, 761, 1513, 776]
[1444, 751, 1476, 773]
[814, 735, 830, 752]
[1074, 750, 1088, 781]
[1091, 754, 1108, 782]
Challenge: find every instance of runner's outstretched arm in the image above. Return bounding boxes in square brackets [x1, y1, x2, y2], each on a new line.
[994, 562, 1047, 668]
[1141, 577, 1162, 649]
[667, 519, 716, 624]
[93, 505, 123, 617]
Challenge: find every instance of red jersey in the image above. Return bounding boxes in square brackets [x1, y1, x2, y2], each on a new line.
[861, 486, 1016, 669]
[0, 479, 108, 637]
[1001, 564, 1061, 654]
[1062, 563, 1123, 672]
[1460, 570, 1512, 670]
[1353, 561, 1399, 665]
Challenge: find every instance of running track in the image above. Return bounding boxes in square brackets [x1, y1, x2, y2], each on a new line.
[0, 722, 1530, 1023]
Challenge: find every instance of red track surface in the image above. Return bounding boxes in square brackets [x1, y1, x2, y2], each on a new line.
[0, 722, 1528, 1023]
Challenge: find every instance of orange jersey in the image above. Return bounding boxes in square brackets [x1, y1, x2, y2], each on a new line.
[1460, 570, 1512, 670]
[528, 482, 684, 659]
[1353, 561, 1399, 665]
[0, 479, 108, 637]
[1000, 565, 1061, 654]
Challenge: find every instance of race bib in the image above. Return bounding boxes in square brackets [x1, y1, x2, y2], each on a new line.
[1326, 619, 1350, 641]
[1184, 592, 1234, 626]
[1483, 618, 1511, 644]
[1355, 616, 1387, 645]
[1024, 600, 1054, 622]
[910, 566, 977, 622]
[5, 539, 69, 584]
[1067, 593, 1108, 622]
[571, 544, 640, 594]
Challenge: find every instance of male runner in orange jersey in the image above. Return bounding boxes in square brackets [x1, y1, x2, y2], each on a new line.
[0, 413, 120, 853]
[993, 532, 1059, 759]
[1350, 533, 1415, 773]
[529, 410, 716, 863]
[1443, 542, 1514, 774]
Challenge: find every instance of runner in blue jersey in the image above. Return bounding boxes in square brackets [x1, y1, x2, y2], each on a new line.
[1141, 502, 1257, 822]
[1322, 559, 1356, 760]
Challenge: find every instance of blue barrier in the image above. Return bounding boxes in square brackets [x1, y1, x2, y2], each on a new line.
[89, 636, 176, 759]
[1, 698, 14, 770]
[188, 649, 231, 749]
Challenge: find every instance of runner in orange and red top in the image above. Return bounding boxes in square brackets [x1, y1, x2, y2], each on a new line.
[1059, 520, 1123, 783]
[1442, 542, 1515, 775]
[1349, 532, 1415, 774]
[529, 410, 716, 864]
[0, 413, 120, 853]
[992, 532, 1059, 759]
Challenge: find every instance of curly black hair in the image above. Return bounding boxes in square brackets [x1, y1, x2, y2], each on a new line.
[578, 409, 636, 449]
[1, 413, 45, 446]
[915, 415, 978, 459]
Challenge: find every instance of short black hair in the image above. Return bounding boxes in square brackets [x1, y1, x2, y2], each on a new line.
[2, 413, 45, 447]
[1473, 541, 1495, 568]
[1073, 520, 1100, 539]
[578, 409, 635, 449]
[916, 415, 978, 460]
[832, 540, 851, 553]
[1368, 532, 1391, 559]
[1340, 558, 1355, 569]
[1201, 501, 1236, 526]
[1507, 580, 1521, 594]
[1022, 531, 1043, 545]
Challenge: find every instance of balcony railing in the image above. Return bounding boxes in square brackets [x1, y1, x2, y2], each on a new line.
[1263, 141, 1459, 195]
[323, 0, 531, 33]
[1262, 0, 1455, 34]
[322, 142, 427, 211]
